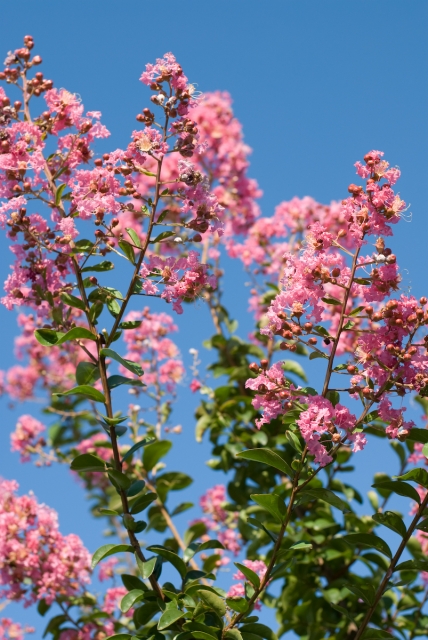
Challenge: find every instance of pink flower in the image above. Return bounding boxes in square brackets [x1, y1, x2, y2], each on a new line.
[0, 479, 91, 606]
[10, 414, 46, 463]
[98, 557, 118, 582]
[0, 619, 34, 640]
[190, 379, 202, 392]
[200, 485, 228, 523]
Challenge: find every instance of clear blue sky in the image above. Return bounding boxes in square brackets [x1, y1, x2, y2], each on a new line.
[0, 1, 427, 634]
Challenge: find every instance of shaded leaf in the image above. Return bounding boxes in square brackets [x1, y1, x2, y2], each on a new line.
[71, 453, 106, 472]
[250, 493, 286, 523]
[54, 385, 105, 403]
[100, 348, 143, 377]
[91, 544, 134, 569]
[342, 533, 392, 558]
[35, 327, 96, 347]
[143, 440, 172, 472]
[237, 448, 293, 478]
[120, 589, 145, 613]
[147, 545, 187, 579]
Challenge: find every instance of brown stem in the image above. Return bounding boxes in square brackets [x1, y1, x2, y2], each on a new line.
[21, 67, 165, 600]
[322, 246, 361, 397]
[353, 491, 428, 640]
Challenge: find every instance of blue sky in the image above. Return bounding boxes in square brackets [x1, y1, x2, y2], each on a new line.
[0, 1, 427, 634]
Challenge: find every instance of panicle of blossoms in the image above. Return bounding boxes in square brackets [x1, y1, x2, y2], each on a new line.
[190, 92, 262, 236]
[0, 619, 34, 640]
[196, 485, 242, 557]
[120, 307, 184, 393]
[10, 414, 47, 464]
[227, 197, 346, 319]
[139, 251, 217, 315]
[227, 559, 267, 609]
[0, 479, 91, 606]
[245, 153, 428, 465]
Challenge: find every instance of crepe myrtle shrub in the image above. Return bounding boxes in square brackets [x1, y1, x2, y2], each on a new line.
[2, 36, 428, 640]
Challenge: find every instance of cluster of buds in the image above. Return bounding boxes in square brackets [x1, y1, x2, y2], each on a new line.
[0, 96, 21, 126]
[172, 117, 199, 157]
[0, 36, 50, 94]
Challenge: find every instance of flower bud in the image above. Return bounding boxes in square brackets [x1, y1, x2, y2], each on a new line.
[249, 363, 260, 373]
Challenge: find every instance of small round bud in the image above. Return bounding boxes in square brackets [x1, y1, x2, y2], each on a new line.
[420, 297, 427, 306]
[32, 55, 42, 65]
[260, 359, 268, 369]
[249, 362, 260, 373]
[386, 254, 396, 264]
[331, 268, 341, 278]
[308, 337, 317, 345]
[192, 234, 202, 242]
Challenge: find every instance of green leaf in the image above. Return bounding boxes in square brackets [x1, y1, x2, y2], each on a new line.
[72, 238, 94, 254]
[151, 230, 175, 243]
[237, 448, 293, 478]
[119, 240, 136, 264]
[99, 508, 119, 516]
[54, 385, 105, 403]
[70, 453, 106, 472]
[35, 327, 96, 346]
[282, 360, 307, 382]
[250, 493, 286, 523]
[143, 440, 172, 471]
[100, 348, 143, 377]
[197, 589, 226, 616]
[107, 374, 145, 390]
[343, 582, 375, 606]
[147, 545, 187, 579]
[55, 183, 67, 206]
[406, 428, 428, 444]
[372, 480, 421, 504]
[81, 260, 114, 272]
[105, 635, 134, 640]
[298, 488, 350, 513]
[136, 555, 157, 579]
[76, 361, 100, 386]
[158, 607, 185, 630]
[288, 541, 313, 551]
[91, 543, 134, 569]
[349, 306, 365, 316]
[119, 320, 143, 330]
[225, 630, 243, 640]
[342, 533, 392, 558]
[416, 517, 428, 532]
[395, 559, 428, 572]
[240, 624, 277, 640]
[122, 437, 156, 463]
[361, 631, 396, 640]
[60, 292, 86, 311]
[108, 469, 131, 490]
[127, 480, 146, 497]
[226, 597, 248, 613]
[321, 296, 342, 305]
[120, 589, 145, 613]
[396, 468, 428, 489]
[309, 351, 328, 360]
[372, 511, 407, 537]
[131, 492, 157, 514]
[157, 209, 169, 224]
[234, 562, 260, 589]
[126, 227, 142, 248]
[106, 297, 121, 317]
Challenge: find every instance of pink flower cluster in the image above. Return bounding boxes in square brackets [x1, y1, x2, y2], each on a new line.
[244, 152, 428, 463]
[227, 559, 267, 609]
[140, 251, 217, 314]
[10, 414, 46, 463]
[0, 619, 34, 640]
[0, 479, 91, 606]
[296, 396, 363, 466]
[197, 485, 242, 557]
[121, 307, 184, 392]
